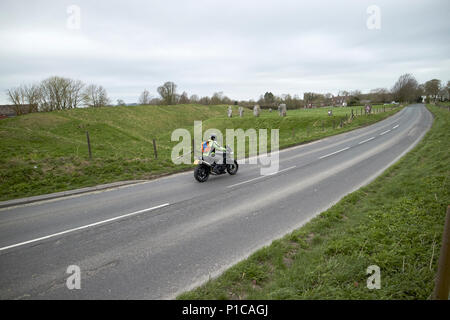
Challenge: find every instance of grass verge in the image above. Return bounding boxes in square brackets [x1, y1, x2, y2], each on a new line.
[177, 104, 449, 300]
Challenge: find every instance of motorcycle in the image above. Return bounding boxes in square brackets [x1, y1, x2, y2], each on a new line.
[193, 145, 239, 182]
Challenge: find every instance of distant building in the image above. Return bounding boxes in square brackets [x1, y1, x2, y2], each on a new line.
[0, 105, 33, 119]
[332, 96, 349, 107]
[0, 105, 16, 118]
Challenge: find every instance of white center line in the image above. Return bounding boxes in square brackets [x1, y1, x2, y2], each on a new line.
[227, 175, 266, 188]
[227, 165, 296, 188]
[318, 147, 350, 159]
[268, 165, 297, 175]
[379, 129, 391, 136]
[0, 203, 170, 252]
[358, 137, 375, 145]
[393, 124, 399, 129]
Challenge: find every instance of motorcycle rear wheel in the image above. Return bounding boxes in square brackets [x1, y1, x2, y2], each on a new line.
[226, 160, 239, 175]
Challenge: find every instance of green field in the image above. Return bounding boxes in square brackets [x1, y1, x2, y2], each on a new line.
[178, 104, 450, 300]
[0, 104, 399, 201]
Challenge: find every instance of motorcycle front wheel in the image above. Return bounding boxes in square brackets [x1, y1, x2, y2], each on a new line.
[226, 160, 239, 175]
[194, 164, 210, 182]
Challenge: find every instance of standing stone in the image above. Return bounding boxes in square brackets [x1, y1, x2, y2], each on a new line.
[239, 106, 244, 117]
[269, 108, 272, 112]
[279, 104, 287, 117]
[253, 105, 260, 117]
[227, 106, 232, 118]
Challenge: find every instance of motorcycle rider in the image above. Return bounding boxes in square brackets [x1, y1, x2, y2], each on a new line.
[203, 135, 227, 169]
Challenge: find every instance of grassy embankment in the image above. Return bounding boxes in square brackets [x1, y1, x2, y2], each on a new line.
[0, 104, 399, 201]
[178, 104, 449, 300]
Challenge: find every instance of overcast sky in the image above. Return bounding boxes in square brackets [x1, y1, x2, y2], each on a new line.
[0, 0, 449, 104]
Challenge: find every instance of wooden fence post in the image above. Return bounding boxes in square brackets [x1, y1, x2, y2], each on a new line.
[433, 205, 450, 299]
[153, 139, 158, 159]
[86, 131, 92, 159]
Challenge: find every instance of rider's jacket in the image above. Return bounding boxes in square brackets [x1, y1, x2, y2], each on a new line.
[202, 139, 226, 157]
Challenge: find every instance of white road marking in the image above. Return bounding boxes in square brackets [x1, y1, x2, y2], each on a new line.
[318, 147, 350, 159]
[358, 137, 375, 145]
[393, 124, 399, 129]
[267, 165, 297, 175]
[227, 176, 266, 188]
[379, 129, 391, 136]
[227, 166, 296, 188]
[0, 203, 170, 252]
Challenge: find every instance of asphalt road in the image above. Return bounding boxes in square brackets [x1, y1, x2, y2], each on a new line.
[0, 104, 433, 299]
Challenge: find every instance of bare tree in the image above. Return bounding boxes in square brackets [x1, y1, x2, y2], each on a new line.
[189, 94, 199, 103]
[351, 90, 362, 98]
[83, 84, 110, 108]
[222, 95, 232, 105]
[211, 92, 224, 105]
[370, 88, 391, 103]
[7, 83, 42, 114]
[23, 84, 42, 113]
[139, 89, 151, 105]
[116, 99, 126, 106]
[174, 94, 181, 104]
[391, 74, 419, 103]
[157, 81, 177, 105]
[68, 80, 84, 109]
[199, 96, 211, 105]
[338, 90, 350, 97]
[424, 79, 441, 102]
[39, 76, 85, 111]
[39, 76, 70, 111]
[416, 84, 425, 99]
[6, 85, 27, 115]
[178, 91, 190, 104]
